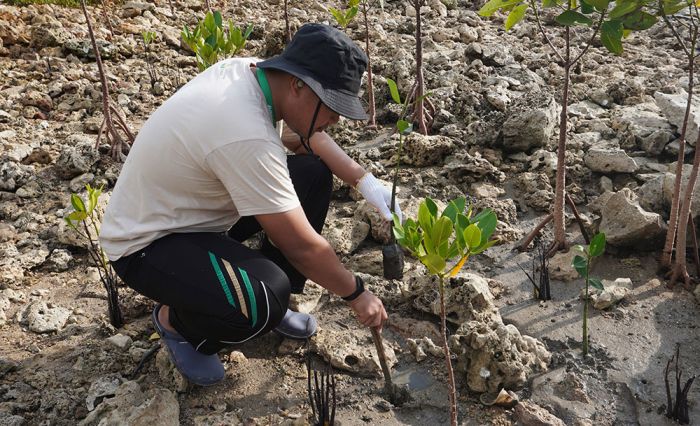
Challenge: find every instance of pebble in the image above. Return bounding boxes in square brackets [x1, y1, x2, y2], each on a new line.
[106, 333, 132, 350]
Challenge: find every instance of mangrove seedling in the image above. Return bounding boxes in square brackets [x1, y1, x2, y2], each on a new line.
[519, 236, 551, 300]
[408, 0, 434, 134]
[141, 30, 158, 92]
[80, 0, 134, 160]
[572, 232, 605, 356]
[181, 10, 253, 71]
[393, 197, 498, 426]
[480, 0, 652, 256]
[65, 184, 123, 328]
[664, 344, 696, 424]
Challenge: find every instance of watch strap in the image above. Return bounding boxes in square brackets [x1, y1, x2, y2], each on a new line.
[341, 275, 365, 302]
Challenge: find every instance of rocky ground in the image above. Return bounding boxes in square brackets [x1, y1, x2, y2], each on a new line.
[1, 0, 700, 424]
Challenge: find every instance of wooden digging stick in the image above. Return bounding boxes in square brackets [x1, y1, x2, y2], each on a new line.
[371, 327, 395, 398]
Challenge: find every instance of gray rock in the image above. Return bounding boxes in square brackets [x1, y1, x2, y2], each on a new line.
[31, 24, 71, 48]
[46, 248, 72, 271]
[310, 327, 396, 376]
[549, 250, 580, 282]
[611, 104, 675, 151]
[323, 218, 370, 255]
[444, 151, 505, 183]
[502, 93, 559, 153]
[599, 189, 665, 248]
[63, 39, 118, 60]
[413, 273, 496, 325]
[584, 147, 638, 174]
[588, 285, 630, 310]
[450, 316, 551, 393]
[69, 172, 95, 192]
[0, 413, 25, 426]
[655, 90, 700, 146]
[516, 172, 553, 211]
[569, 101, 606, 119]
[86, 375, 122, 411]
[107, 334, 133, 350]
[20, 301, 71, 333]
[55, 136, 99, 180]
[0, 161, 31, 191]
[638, 169, 700, 219]
[79, 381, 179, 426]
[403, 134, 455, 166]
[529, 368, 588, 424]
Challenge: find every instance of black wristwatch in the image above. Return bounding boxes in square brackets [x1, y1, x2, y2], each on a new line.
[341, 275, 365, 302]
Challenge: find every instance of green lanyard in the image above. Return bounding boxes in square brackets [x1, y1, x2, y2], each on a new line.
[255, 68, 276, 125]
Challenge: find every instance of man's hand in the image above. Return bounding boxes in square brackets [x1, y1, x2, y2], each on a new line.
[356, 173, 403, 223]
[348, 290, 388, 330]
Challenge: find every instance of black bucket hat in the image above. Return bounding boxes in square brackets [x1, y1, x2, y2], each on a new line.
[257, 23, 368, 121]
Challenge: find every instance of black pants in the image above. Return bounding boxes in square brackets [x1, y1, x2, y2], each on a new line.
[112, 155, 332, 354]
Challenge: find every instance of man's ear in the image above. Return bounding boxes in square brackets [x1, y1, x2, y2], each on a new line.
[290, 77, 305, 96]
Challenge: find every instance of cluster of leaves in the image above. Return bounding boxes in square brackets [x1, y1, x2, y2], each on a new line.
[393, 197, 498, 277]
[181, 11, 253, 71]
[65, 184, 123, 327]
[330, 0, 360, 28]
[572, 233, 606, 292]
[479, 0, 666, 54]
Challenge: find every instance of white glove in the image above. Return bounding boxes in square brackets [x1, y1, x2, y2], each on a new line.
[356, 173, 403, 223]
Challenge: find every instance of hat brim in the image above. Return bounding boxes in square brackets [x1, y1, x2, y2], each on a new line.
[258, 57, 368, 121]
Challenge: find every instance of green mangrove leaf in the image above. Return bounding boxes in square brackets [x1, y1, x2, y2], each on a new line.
[506, 3, 528, 29]
[622, 10, 657, 30]
[589, 233, 606, 257]
[425, 198, 438, 218]
[609, 0, 638, 19]
[555, 10, 593, 25]
[421, 253, 446, 275]
[479, 0, 522, 17]
[71, 194, 86, 213]
[589, 277, 604, 291]
[572, 255, 588, 277]
[387, 78, 402, 104]
[464, 224, 482, 250]
[601, 19, 623, 54]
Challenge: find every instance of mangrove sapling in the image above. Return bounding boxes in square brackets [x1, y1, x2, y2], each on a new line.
[181, 11, 254, 71]
[393, 197, 498, 426]
[572, 232, 606, 356]
[480, 0, 648, 256]
[65, 184, 123, 328]
[409, 0, 434, 135]
[664, 344, 696, 424]
[519, 236, 551, 300]
[651, 0, 700, 285]
[382, 78, 418, 279]
[141, 31, 158, 92]
[360, 0, 378, 127]
[284, 0, 291, 43]
[80, 0, 135, 160]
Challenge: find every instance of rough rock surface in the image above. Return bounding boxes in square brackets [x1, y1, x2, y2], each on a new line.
[310, 327, 397, 376]
[599, 189, 665, 248]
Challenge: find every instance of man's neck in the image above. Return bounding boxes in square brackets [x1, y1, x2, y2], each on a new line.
[251, 65, 285, 123]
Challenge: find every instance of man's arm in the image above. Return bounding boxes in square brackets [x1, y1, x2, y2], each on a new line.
[256, 206, 387, 328]
[280, 125, 365, 186]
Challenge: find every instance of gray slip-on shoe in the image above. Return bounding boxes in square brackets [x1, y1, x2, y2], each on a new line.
[274, 309, 318, 339]
[152, 304, 225, 386]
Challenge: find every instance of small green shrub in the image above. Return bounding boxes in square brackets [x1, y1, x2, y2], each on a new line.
[329, 0, 359, 28]
[65, 184, 123, 327]
[181, 10, 253, 71]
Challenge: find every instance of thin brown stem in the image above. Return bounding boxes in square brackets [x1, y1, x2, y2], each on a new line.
[362, 2, 376, 127]
[413, 0, 427, 135]
[517, 213, 554, 252]
[439, 276, 458, 426]
[571, 10, 606, 65]
[530, 0, 565, 65]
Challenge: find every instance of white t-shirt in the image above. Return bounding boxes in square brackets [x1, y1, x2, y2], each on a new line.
[99, 58, 300, 261]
